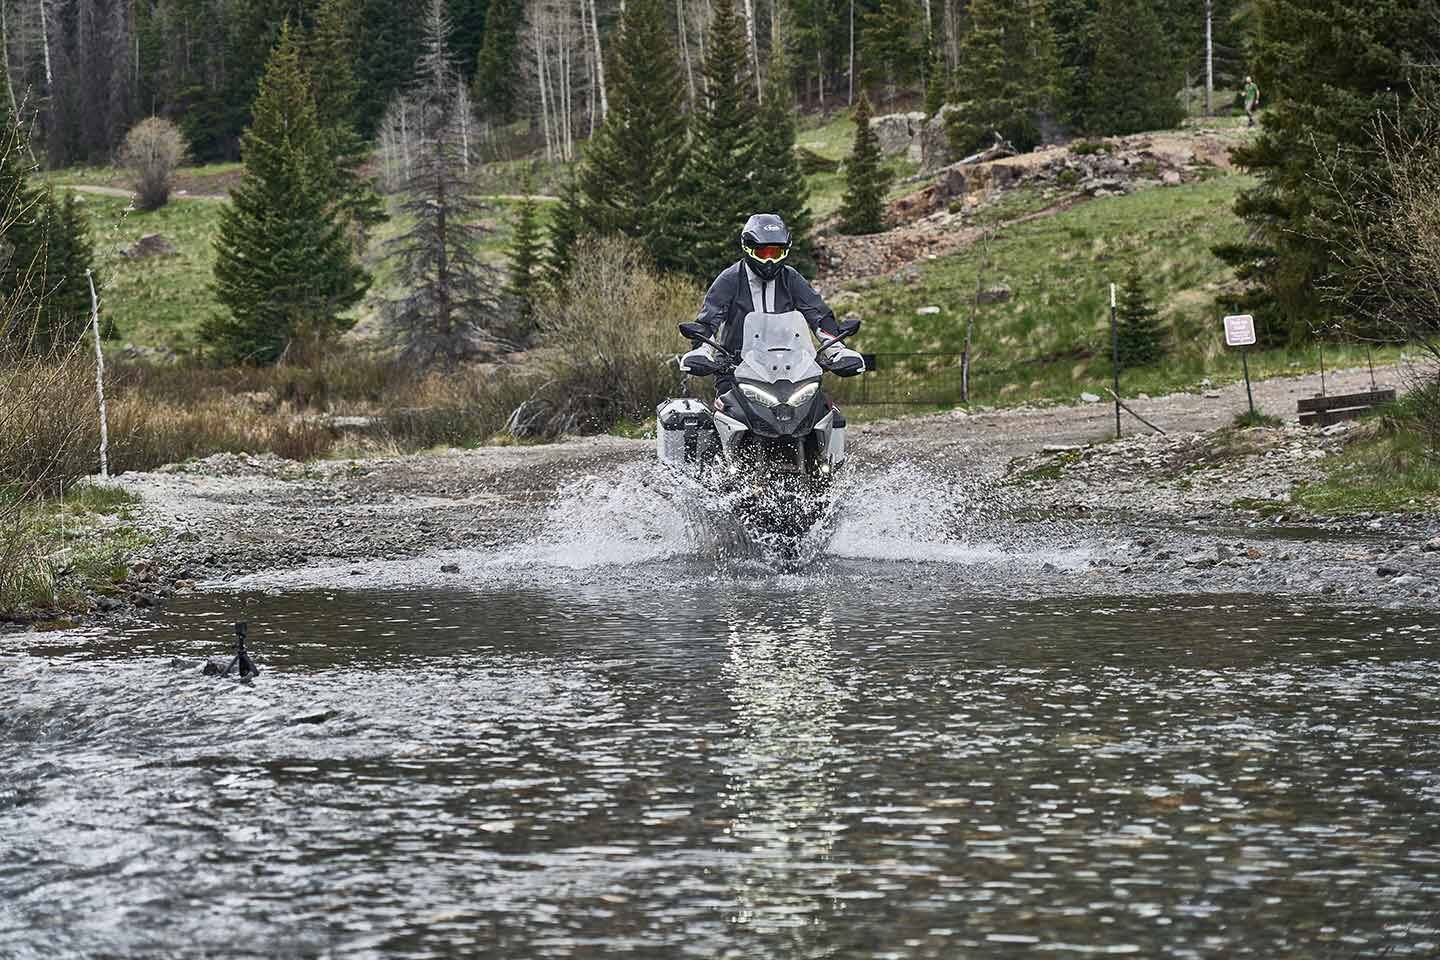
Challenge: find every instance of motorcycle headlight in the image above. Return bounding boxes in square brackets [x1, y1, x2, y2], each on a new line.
[740, 384, 780, 408]
[790, 382, 820, 405]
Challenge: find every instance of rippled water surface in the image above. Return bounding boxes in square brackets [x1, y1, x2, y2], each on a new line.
[5, 570, 1440, 959]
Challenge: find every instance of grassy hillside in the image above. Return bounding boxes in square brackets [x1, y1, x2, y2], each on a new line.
[797, 109, 920, 219]
[833, 175, 1383, 405]
[69, 186, 548, 353]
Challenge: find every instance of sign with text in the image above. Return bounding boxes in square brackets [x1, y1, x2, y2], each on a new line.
[1224, 314, 1257, 347]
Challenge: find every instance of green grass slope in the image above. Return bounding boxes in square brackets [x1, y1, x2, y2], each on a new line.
[837, 175, 1397, 406]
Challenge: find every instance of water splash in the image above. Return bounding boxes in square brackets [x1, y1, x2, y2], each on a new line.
[825, 459, 1093, 570]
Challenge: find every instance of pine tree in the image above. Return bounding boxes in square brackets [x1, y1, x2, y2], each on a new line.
[947, 0, 1059, 155]
[34, 189, 98, 347]
[1086, 0, 1185, 135]
[355, 0, 424, 138]
[473, 0, 525, 121]
[0, 52, 46, 334]
[307, 0, 387, 242]
[386, 0, 508, 364]
[504, 176, 544, 334]
[208, 22, 369, 364]
[861, 0, 924, 97]
[667, 0, 763, 279]
[1049, 0, 1100, 130]
[558, 0, 689, 274]
[923, 40, 947, 118]
[1115, 265, 1166, 368]
[1217, 0, 1440, 344]
[749, 46, 816, 277]
[546, 172, 585, 289]
[839, 92, 889, 235]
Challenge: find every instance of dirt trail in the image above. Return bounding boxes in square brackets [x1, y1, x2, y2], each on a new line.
[62, 361, 1432, 621]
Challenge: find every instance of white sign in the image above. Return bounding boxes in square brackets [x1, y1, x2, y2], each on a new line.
[1223, 314, 1256, 347]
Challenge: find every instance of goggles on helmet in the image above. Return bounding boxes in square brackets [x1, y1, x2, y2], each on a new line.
[745, 243, 790, 263]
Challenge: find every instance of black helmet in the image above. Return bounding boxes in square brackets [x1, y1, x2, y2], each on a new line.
[741, 213, 791, 281]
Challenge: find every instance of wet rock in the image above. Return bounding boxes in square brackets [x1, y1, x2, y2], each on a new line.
[96, 596, 119, 612]
[291, 709, 338, 725]
[1183, 553, 1216, 568]
[1080, 392, 1101, 404]
[1422, 537, 1440, 553]
[1376, 564, 1401, 578]
[440, 563, 461, 574]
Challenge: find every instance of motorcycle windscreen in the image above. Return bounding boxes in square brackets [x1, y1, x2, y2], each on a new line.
[734, 311, 826, 385]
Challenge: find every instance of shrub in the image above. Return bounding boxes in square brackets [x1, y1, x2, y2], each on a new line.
[118, 117, 189, 211]
[514, 236, 696, 437]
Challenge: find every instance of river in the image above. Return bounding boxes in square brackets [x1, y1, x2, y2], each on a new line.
[5, 552, 1440, 957]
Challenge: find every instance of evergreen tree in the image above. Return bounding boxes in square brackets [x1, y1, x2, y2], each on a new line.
[0, 57, 94, 350]
[923, 40, 947, 118]
[861, 0, 924, 97]
[1049, 0, 1099, 130]
[0, 54, 46, 328]
[356, 0, 424, 138]
[668, 0, 763, 279]
[504, 176, 544, 333]
[1086, 0, 1185, 135]
[947, 0, 1059, 155]
[386, 0, 508, 364]
[1115, 265, 1166, 368]
[306, 0, 387, 242]
[839, 91, 889, 235]
[558, 0, 689, 274]
[1217, 0, 1440, 344]
[473, 0, 525, 121]
[448, 0, 490, 77]
[35, 189, 98, 347]
[749, 47, 816, 277]
[208, 23, 368, 364]
[546, 172, 584, 289]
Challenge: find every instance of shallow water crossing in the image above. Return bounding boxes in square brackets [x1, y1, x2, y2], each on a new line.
[5, 573, 1440, 958]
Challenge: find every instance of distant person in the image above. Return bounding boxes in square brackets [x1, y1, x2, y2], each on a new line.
[1243, 76, 1261, 127]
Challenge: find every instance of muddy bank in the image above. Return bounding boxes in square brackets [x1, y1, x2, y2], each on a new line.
[11, 365, 1438, 630]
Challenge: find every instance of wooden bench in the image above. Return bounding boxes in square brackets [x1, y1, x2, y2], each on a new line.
[1297, 389, 1396, 427]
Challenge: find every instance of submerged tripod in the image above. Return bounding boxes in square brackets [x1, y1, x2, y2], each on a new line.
[203, 621, 259, 680]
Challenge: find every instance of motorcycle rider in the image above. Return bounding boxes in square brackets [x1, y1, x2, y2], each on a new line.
[681, 213, 865, 391]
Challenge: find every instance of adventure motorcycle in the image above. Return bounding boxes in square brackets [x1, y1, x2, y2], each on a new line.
[656, 310, 863, 547]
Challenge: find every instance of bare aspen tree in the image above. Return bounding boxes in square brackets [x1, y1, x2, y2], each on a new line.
[37, 0, 51, 87]
[677, 0, 695, 104]
[586, 0, 607, 119]
[1204, 0, 1213, 116]
[848, 0, 854, 105]
[741, 0, 760, 99]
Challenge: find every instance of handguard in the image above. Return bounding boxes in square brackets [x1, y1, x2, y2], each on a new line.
[680, 346, 724, 376]
[820, 347, 865, 377]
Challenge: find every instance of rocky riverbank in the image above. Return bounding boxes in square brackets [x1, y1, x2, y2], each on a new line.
[6, 365, 1437, 631]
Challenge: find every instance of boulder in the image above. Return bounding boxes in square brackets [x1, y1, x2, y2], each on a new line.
[120, 233, 178, 259]
[870, 111, 926, 159]
[921, 104, 965, 172]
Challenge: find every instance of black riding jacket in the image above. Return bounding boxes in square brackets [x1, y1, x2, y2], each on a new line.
[691, 261, 841, 356]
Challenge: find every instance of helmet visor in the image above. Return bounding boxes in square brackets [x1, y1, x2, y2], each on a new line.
[747, 244, 789, 263]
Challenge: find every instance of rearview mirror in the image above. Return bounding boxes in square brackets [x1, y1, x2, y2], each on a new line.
[837, 317, 862, 337]
[678, 321, 709, 341]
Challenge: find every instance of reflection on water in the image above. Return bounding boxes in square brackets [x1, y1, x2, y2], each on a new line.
[4, 581, 1440, 959]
